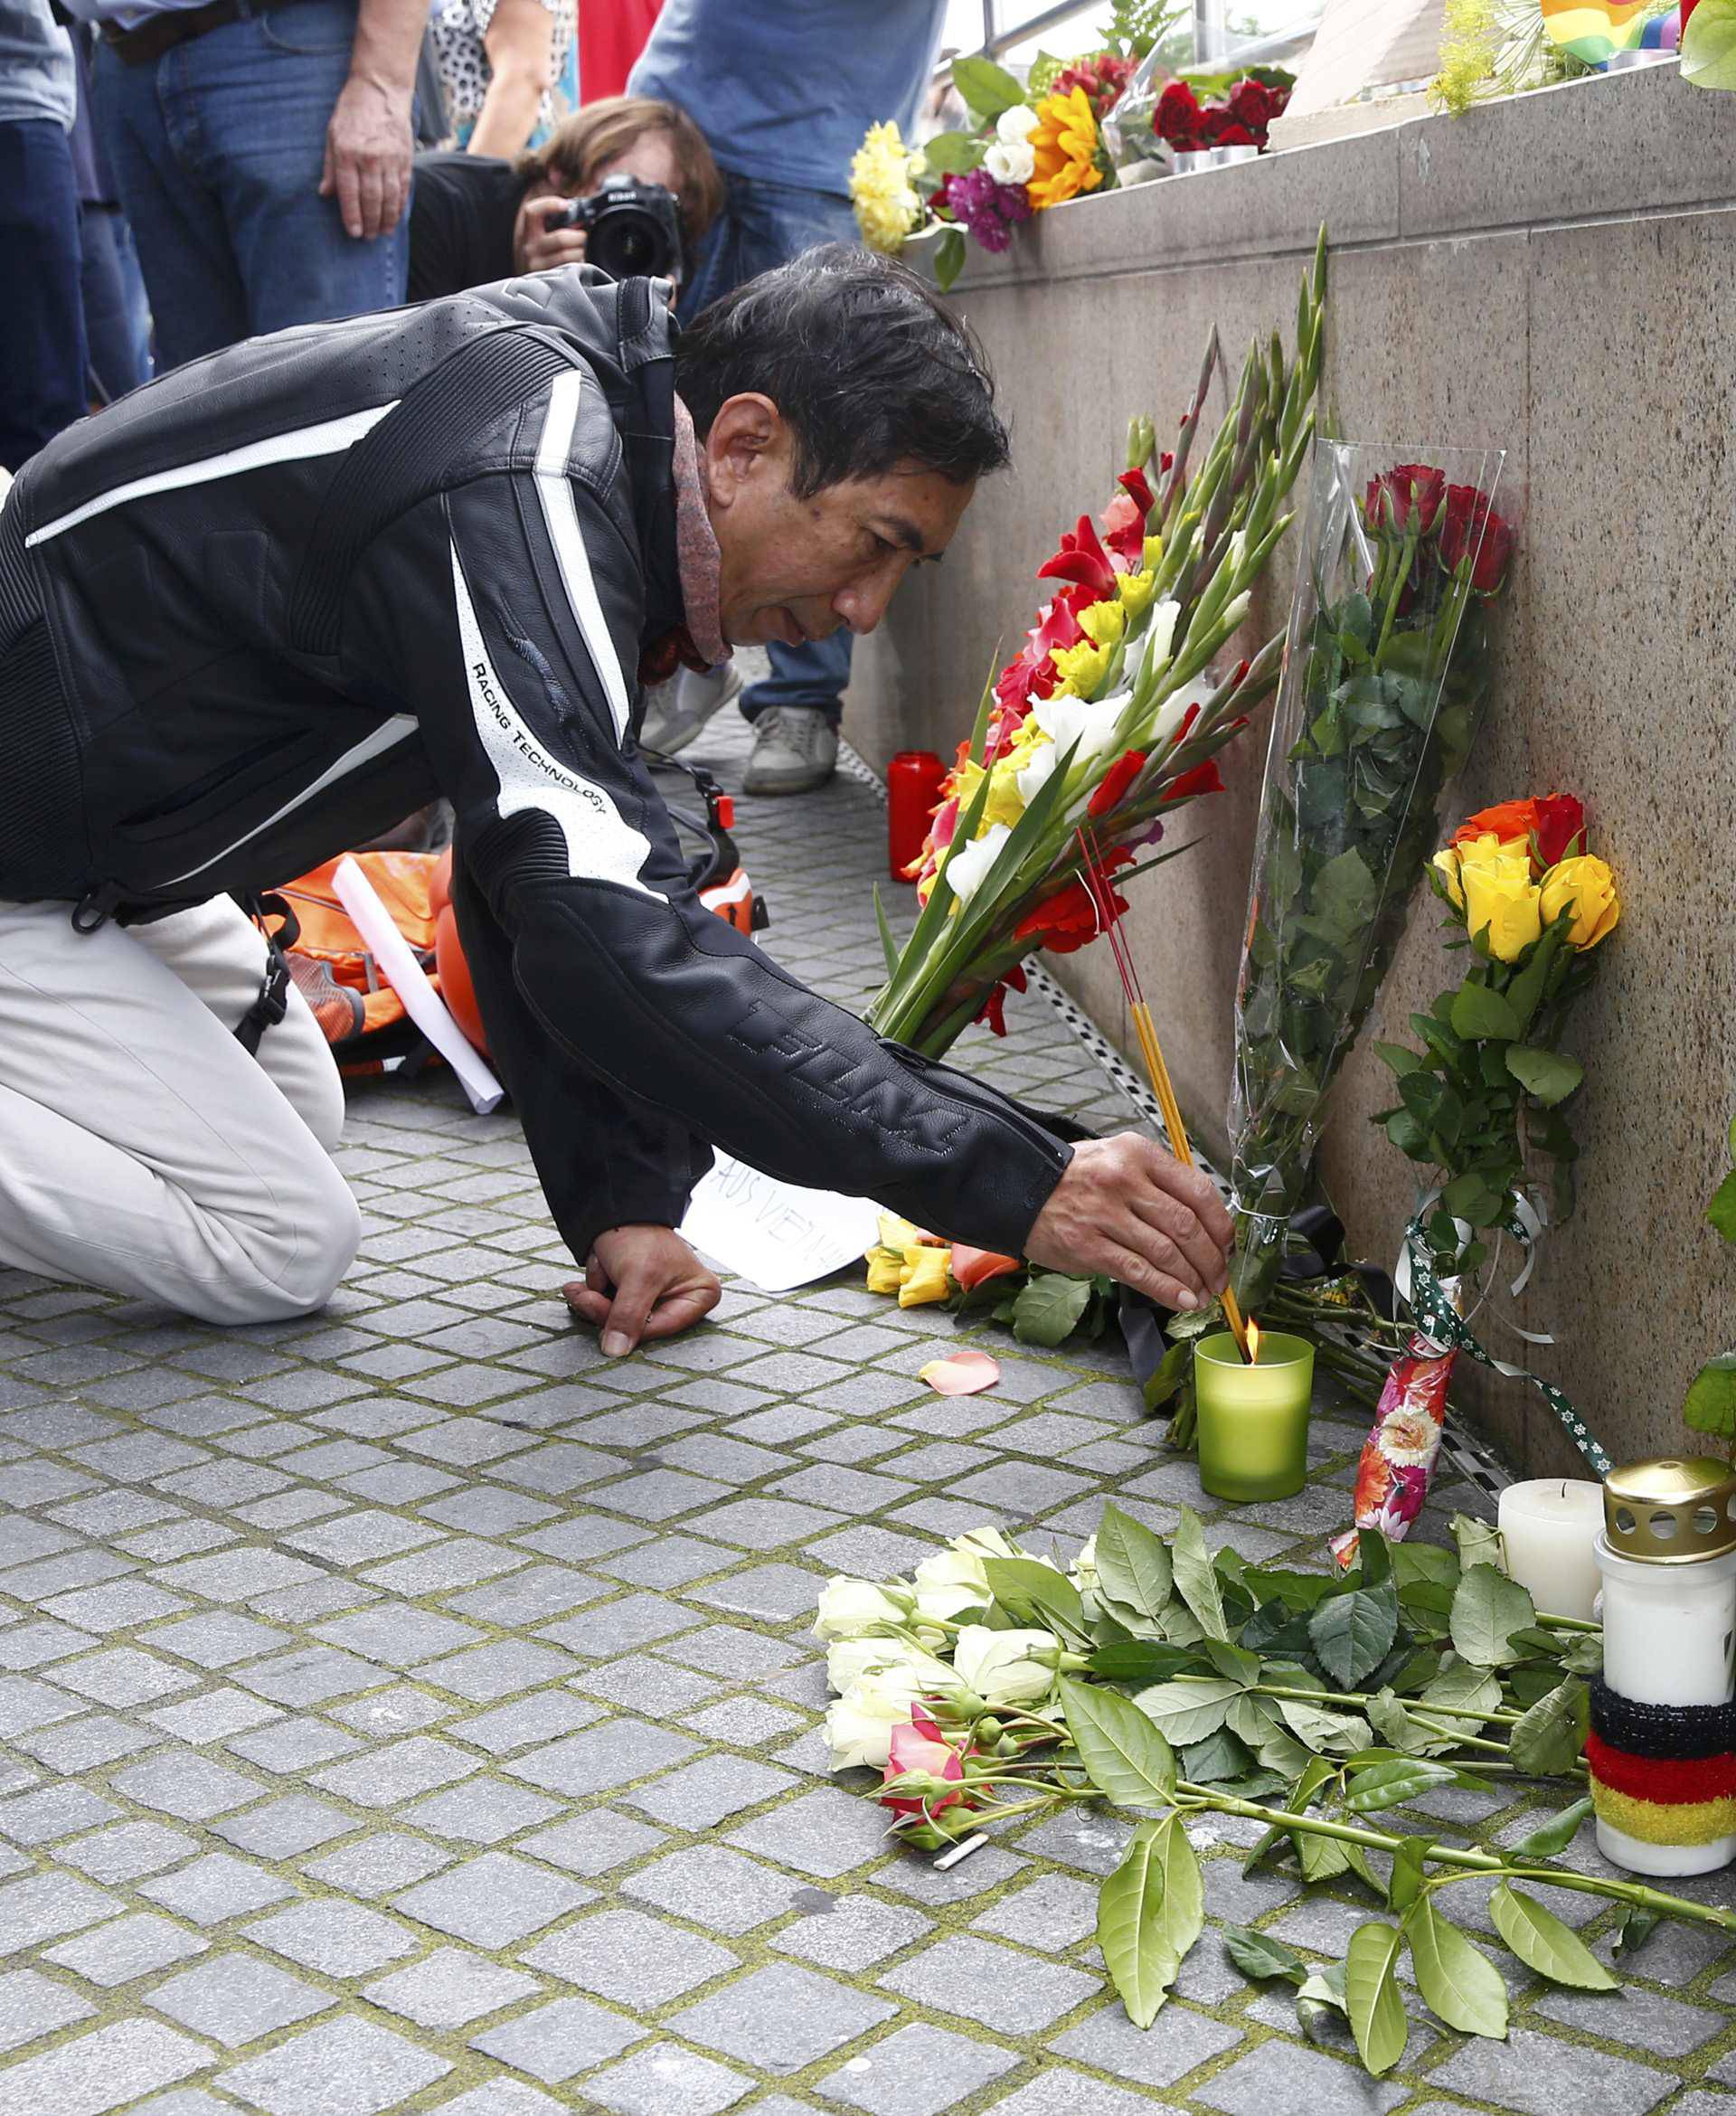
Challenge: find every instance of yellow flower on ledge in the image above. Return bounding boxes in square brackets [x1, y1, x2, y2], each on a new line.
[851, 120, 923, 254]
[1028, 87, 1105, 212]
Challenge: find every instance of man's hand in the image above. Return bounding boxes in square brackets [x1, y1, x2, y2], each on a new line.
[321, 73, 414, 239]
[515, 193, 590, 276]
[1025, 1135, 1233, 1312]
[563, 1224, 721, 1356]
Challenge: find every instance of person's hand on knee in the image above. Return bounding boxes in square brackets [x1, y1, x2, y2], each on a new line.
[564, 1224, 722, 1356]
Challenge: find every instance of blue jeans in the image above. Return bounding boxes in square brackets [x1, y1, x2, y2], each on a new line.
[80, 204, 154, 402]
[0, 120, 88, 471]
[95, 0, 409, 373]
[682, 175, 862, 730]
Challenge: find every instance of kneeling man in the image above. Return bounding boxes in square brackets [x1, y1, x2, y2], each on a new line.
[0, 247, 1231, 1347]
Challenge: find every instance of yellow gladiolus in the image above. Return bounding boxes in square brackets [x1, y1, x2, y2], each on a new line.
[1117, 568, 1156, 620]
[898, 1246, 954, 1307]
[1049, 638, 1110, 697]
[1143, 533, 1164, 569]
[1460, 845, 1543, 962]
[1077, 599, 1126, 650]
[1540, 855, 1620, 950]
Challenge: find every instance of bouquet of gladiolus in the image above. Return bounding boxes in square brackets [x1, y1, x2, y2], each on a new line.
[816, 1506, 1736, 2070]
[1331, 795, 1619, 1565]
[864, 234, 1328, 1060]
[1225, 443, 1520, 1323]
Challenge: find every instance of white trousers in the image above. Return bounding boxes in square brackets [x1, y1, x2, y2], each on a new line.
[0, 895, 360, 1324]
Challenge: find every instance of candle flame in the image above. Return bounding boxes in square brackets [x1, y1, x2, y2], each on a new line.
[1246, 1318, 1260, 1365]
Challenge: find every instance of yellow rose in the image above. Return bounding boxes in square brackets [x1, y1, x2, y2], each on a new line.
[1431, 847, 1465, 910]
[877, 1211, 922, 1253]
[1077, 599, 1126, 650]
[865, 1247, 908, 1296]
[898, 1246, 953, 1307]
[1540, 855, 1619, 950]
[1460, 846, 1543, 963]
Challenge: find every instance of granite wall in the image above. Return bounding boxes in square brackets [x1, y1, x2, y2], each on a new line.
[842, 61, 1736, 1476]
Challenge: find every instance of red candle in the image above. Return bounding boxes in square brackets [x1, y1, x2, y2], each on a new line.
[887, 750, 946, 882]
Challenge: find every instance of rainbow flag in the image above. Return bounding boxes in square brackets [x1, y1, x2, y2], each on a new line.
[1541, 0, 1674, 64]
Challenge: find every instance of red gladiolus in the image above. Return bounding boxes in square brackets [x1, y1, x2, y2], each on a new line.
[1365, 462, 1447, 535]
[1118, 467, 1155, 516]
[1037, 514, 1118, 600]
[882, 1711, 969, 1819]
[1100, 491, 1146, 572]
[1170, 701, 1201, 746]
[1088, 748, 1147, 818]
[1015, 847, 1135, 952]
[1439, 483, 1514, 594]
[1164, 758, 1226, 803]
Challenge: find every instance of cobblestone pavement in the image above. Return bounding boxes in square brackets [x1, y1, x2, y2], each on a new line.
[1, 715, 1734, 2116]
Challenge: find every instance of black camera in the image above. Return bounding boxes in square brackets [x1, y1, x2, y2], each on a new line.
[552, 175, 684, 284]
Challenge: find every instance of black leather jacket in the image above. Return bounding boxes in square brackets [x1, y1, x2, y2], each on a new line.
[0, 269, 1071, 1261]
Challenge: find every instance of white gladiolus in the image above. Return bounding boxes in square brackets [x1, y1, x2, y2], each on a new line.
[1024, 690, 1133, 808]
[1137, 599, 1184, 691]
[1014, 732, 1059, 807]
[995, 102, 1041, 143]
[984, 137, 1036, 185]
[1148, 674, 1212, 748]
[941, 821, 1012, 906]
[954, 1624, 1061, 1705]
[813, 1577, 913, 1641]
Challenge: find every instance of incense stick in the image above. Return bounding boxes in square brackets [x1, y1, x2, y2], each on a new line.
[1075, 825, 1253, 1363]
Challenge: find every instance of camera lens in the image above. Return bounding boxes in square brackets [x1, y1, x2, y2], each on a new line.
[590, 211, 665, 280]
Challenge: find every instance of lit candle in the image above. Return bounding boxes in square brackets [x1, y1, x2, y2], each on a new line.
[1496, 1480, 1604, 1621]
[1194, 1329, 1314, 1503]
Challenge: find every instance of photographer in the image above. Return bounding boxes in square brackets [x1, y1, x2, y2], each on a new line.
[408, 91, 722, 302]
[0, 247, 1232, 1349]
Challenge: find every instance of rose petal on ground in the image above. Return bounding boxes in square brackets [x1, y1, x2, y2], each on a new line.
[920, 1350, 1001, 1396]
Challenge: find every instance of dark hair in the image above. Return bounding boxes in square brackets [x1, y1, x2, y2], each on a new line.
[517, 95, 725, 249]
[674, 244, 1011, 498]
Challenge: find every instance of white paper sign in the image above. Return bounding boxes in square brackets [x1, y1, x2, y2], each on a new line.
[679, 1152, 879, 1293]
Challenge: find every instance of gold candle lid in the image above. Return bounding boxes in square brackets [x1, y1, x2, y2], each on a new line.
[1604, 1456, 1736, 1564]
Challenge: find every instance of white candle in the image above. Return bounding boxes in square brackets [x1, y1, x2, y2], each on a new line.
[1497, 1479, 1604, 1621]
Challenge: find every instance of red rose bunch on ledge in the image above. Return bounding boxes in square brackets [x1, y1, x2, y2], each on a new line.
[1156, 71, 1292, 152]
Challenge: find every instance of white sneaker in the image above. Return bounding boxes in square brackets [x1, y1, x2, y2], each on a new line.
[638, 661, 743, 755]
[745, 705, 839, 796]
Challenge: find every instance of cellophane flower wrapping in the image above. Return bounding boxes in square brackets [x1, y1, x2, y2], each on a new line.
[866, 237, 1328, 1060]
[1226, 441, 1517, 1315]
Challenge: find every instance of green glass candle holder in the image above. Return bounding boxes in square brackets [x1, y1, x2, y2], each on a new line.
[1194, 1330, 1315, 1503]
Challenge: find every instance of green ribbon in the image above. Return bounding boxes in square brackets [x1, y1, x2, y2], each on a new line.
[1401, 1207, 1613, 1478]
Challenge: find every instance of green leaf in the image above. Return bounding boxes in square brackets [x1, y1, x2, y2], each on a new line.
[1408, 1896, 1509, 2038]
[1505, 1045, 1584, 1106]
[1449, 1565, 1536, 1667]
[1133, 1676, 1242, 1748]
[1097, 1819, 1178, 2027]
[1096, 1504, 1174, 1625]
[1278, 1697, 1374, 1755]
[1222, 1923, 1308, 1986]
[1345, 1920, 1409, 2076]
[1451, 981, 1524, 1042]
[871, 884, 901, 981]
[1684, 1352, 1736, 1443]
[1205, 1639, 1261, 1687]
[1344, 1759, 1458, 1814]
[1508, 1795, 1595, 1859]
[1172, 1508, 1230, 1642]
[1393, 1544, 1461, 1591]
[1367, 1690, 1448, 1759]
[1682, 0, 1736, 89]
[1150, 1809, 1204, 1966]
[1061, 1677, 1176, 1808]
[1612, 1903, 1661, 1960]
[1309, 1581, 1400, 1688]
[918, 128, 986, 174]
[1387, 1835, 1429, 1913]
[1452, 1514, 1505, 1570]
[1707, 1168, 1736, 1244]
[931, 226, 967, 294]
[1297, 1958, 1349, 2041]
[1088, 1641, 1198, 1685]
[1506, 1680, 1590, 1776]
[1374, 1040, 1424, 1078]
[1420, 1661, 1501, 1722]
[950, 52, 1026, 118]
[981, 1558, 1089, 1645]
[1142, 1338, 1192, 1413]
[1181, 1728, 1255, 1784]
[1488, 1882, 1618, 1989]
[1008, 1271, 1095, 1347]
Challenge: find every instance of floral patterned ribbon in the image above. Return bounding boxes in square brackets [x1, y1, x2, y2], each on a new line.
[1398, 1204, 1613, 1478]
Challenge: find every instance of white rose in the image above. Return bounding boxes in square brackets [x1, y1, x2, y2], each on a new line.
[941, 822, 1012, 906]
[813, 1577, 913, 1642]
[954, 1624, 1061, 1705]
[913, 1548, 994, 1624]
[984, 138, 1036, 186]
[951, 1526, 1019, 1561]
[1069, 1534, 1099, 1595]
[825, 1668, 929, 1770]
[827, 1636, 958, 1697]
[995, 103, 1041, 144]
